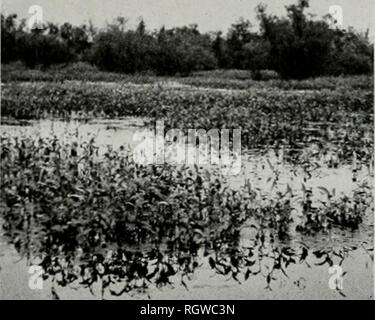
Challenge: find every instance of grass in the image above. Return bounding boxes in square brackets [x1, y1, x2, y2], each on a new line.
[2, 62, 373, 91]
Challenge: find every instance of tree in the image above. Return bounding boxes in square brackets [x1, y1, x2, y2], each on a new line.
[1, 14, 18, 63]
[256, 0, 373, 78]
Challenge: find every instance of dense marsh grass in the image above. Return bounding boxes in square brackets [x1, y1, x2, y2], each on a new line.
[2, 78, 373, 166]
[1, 63, 373, 91]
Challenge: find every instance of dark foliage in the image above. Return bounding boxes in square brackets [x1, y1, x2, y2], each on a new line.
[256, 0, 373, 79]
[1, 0, 373, 78]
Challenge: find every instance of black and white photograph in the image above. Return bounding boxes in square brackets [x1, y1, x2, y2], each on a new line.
[0, 0, 374, 305]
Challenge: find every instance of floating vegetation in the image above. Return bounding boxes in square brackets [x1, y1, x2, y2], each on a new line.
[2, 81, 373, 165]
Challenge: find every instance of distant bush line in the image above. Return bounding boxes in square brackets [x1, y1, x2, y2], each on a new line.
[1, 0, 373, 79]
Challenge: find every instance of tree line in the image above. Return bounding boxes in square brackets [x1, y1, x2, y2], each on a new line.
[1, 0, 373, 79]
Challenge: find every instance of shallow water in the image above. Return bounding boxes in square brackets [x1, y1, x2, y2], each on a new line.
[0, 118, 373, 299]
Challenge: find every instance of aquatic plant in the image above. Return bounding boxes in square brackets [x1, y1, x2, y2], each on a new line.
[0, 136, 372, 298]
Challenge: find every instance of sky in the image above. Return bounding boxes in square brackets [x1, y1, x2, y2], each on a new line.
[2, 0, 374, 38]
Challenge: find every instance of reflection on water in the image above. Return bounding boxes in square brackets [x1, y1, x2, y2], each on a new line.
[0, 118, 373, 299]
[1, 118, 147, 151]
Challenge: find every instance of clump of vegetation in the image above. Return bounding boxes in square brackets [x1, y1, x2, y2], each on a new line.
[256, 0, 373, 79]
[0, 136, 371, 297]
[2, 0, 373, 77]
[2, 62, 373, 92]
[2, 81, 373, 166]
[0, 62, 156, 83]
[297, 185, 373, 233]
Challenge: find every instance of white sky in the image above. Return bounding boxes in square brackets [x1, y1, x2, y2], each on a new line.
[1, 0, 374, 38]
